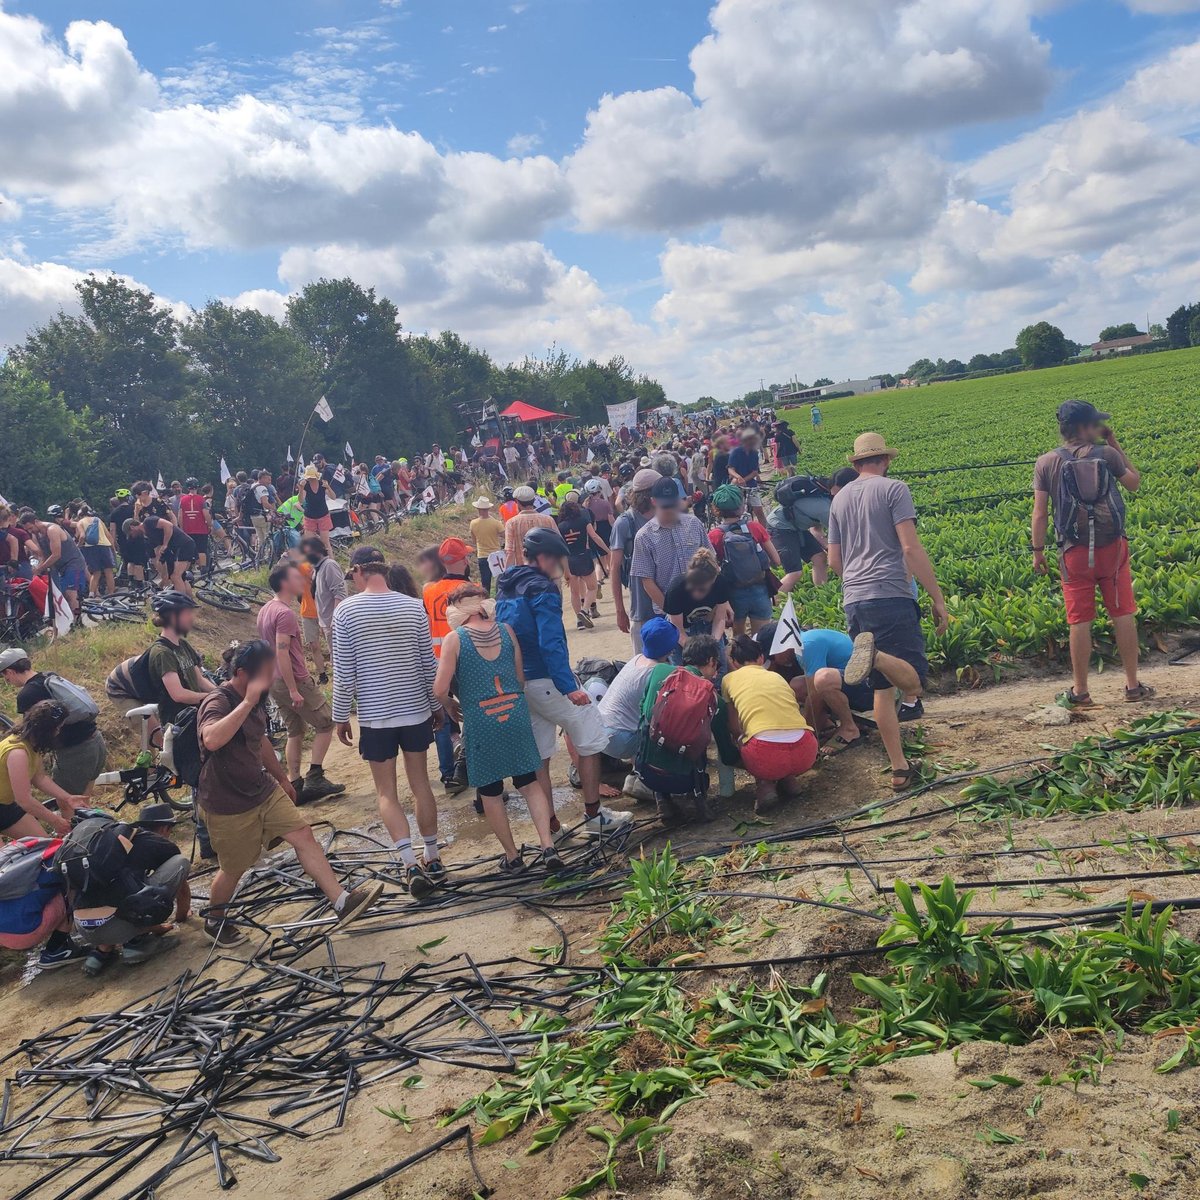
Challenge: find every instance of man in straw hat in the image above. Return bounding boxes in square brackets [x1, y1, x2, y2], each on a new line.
[827, 433, 948, 792]
[469, 496, 506, 595]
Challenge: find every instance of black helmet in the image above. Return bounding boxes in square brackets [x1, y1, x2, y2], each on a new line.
[46, 505, 64, 519]
[116, 882, 175, 928]
[151, 589, 199, 615]
[501, 486, 514, 500]
[523, 527, 570, 562]
[184, 477, 199, 489]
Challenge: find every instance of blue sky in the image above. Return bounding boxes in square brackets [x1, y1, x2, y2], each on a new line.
[3, 0, 1200, 399]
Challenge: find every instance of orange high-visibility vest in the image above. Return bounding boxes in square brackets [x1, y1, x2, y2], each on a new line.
[498, 500, 519, 523]
[423, 576, 468, 657]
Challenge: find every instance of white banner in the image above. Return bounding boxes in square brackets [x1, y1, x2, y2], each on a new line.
[219, 458, 231, 483]
[314, 395, 333, 422]
[606, 399, 638, 430]
[769, 595, 804, 658]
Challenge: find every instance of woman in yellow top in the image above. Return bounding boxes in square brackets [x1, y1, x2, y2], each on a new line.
[722, 634, 817, 808]
[0, 701, 89, 839]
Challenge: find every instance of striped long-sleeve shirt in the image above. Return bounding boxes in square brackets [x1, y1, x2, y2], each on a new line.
[330, 590, 438, 727]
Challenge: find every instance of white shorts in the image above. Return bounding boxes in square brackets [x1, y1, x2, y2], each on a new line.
[524, 679, 611, 760]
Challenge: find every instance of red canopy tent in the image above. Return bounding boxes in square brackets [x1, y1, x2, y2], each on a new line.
[499, 400, 568, 423]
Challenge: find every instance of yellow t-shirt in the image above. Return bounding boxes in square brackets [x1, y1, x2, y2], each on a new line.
[721, 665, 809, 741]
[470, 516, 505, 556]
[0, 736, 41, 811]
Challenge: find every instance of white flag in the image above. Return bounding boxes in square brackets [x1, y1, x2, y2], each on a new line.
[297, 455, 305, 473]
[0, 491, 9, 507]
[586, 448, 595, 463]
[156, 473, 165, 491]
[333, 464, 347, 483]
[769, 595, 804, 658]
[422, 486, 436, 503]
[219, 458, 231, 483]
[314, 396, 333, 422]
[344, 442, 354, 461]
[45, 577, 74, 639]
[286, 445, 294, 463]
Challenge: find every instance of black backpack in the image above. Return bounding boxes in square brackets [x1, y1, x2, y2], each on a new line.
[1051, 447, 1125, 566]
[54, 814, 134, 896]
[774, 475, 828, 508]
[163, 706, 201, 788]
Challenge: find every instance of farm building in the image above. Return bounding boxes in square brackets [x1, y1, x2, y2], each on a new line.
[776, 377, 882, 404]
[1090, 333, 1153, 356]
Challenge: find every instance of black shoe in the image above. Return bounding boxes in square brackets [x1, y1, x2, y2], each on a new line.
[423, 858, 447, 883]
[406, 864, 435, 901]
[540, 847, 565, 872]
[500, 854, 527, 875]
[577, 609, 594, 629]
[899, 699, 924, 722]
[204, 919, 247, 947]
[38, 942, 88, 970]
[301, 770, 346, 803]
[82, 947, 117, 977]
[317, 672, 329, 685]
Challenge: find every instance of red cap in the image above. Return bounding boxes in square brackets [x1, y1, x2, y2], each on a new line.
[439, 537, 471, 562]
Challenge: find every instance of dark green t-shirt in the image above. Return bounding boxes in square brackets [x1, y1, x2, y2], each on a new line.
[148, 637, 202, 723]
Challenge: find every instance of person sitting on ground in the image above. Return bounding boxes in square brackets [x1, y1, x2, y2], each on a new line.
[197, 639, 383, 946]
[433, 583, 564, 875]
[66, 804, 192, 977]
[707, 485, 782, 636]
[0, 702, 88, 839]
[597, 616, 680, 802]
[332, 545, 446, 900]
[2, 649, 107, 799]
[722, 635, 817, 811]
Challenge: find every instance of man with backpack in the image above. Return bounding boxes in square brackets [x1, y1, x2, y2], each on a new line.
[1032, 400, 1153, 707]
[2, 649, 107, 797]
[768, 474, 832, 586]
[708, 484, 783, 636]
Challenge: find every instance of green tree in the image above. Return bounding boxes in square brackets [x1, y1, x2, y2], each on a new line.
[11, 275, 199, 497]
[1149, 323, 1167, 342]
[1015, 322, 1070, 369]
[905, 359, 936, 379]
[812, 377, 834, 387]
[943, 359, 967, 376]
[697, 395, 718, 407]
[1165, 303, 1199, 350]
[411, 331, 494, 430]
[1099, 322, 1141, 342]
[0, 366, 98, 512]
[1190, 313, 1200, 349]
[182, 301, 319, 473]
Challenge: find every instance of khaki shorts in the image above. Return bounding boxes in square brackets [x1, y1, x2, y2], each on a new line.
[301, 616, 322, 645]
[204, 787, 308, 877]
[270, 676, 334, 738]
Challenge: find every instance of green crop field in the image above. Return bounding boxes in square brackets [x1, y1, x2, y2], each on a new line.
[783, 348, 1200, 676]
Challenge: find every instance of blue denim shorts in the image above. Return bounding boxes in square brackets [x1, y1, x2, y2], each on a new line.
[730, 582, 772, 622]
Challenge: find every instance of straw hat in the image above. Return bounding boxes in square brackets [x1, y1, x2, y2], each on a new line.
[847, 432, 900, 464]
[302, 465, 320, 480]
[472, 496, 494, 509]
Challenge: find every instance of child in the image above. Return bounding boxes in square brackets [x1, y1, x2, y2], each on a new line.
[722, 635, 817, 810]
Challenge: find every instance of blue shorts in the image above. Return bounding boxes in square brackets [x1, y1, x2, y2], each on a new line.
[845, 597, 928, 689]
[82, 546, 116, 572]
[52, 564, 88, 595]
[730, 581, 773, 622]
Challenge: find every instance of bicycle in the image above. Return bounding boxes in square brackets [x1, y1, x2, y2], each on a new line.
[0, 577, 48, 645]
[93, 703, 193, 813]
[191, 566, 254, 613]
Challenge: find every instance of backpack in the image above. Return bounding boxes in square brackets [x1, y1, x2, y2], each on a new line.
[43, 673, 100, 725]
[646, 668, 718, 762]
[1051, 447, 1126, 566]
[774, 475, 827, 508]
[83, 517, 102, 546]
[53, 814, 133, 896]
[0, 837, 62, 901]
[162, 706, 201, 787]
[105, 641, 164, 703]
[720, 521, 768, 587]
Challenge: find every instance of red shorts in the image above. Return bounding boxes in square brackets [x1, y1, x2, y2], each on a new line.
[740, 730, 818, 782]
[1060, 538, 1136, 625]
[303, 514, 333, 534]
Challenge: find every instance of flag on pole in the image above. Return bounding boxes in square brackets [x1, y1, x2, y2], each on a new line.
[769, 595, 804, 657]
[297, 454, 305, 473]
[286, 445, 294, 463]
[344, 441, 354, 462]
[314, 396, 333, 422]
[0, 492, 9, 507]
[156, 473, 165, 492]
[45, 577, 74, 639]
[219, 458, 231, 484]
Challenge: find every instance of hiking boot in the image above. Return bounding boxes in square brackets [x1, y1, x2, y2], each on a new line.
[583, 806, 633, 838]
[577, 609, 594, 629]
[589, 603, 601, 619]
[843, 632, 876, 687]
[334, 880, 384, 928]
[540, 847, 565, 872]
[655, 794, 682, 824]
[82, 947, 117, 977]
[423, 858, 447, 884]
[38, 941, 88, 971]
[499, 853, 527, 876]
[898, 698, 924, 722]
[406, 864, 435, 902]
[317, 672, 329, 685]
[300, 768, 346, 803]
[622, 772, 656, 804]
[204, 919, 247, 948]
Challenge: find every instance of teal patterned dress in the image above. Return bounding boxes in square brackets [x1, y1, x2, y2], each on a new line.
[455, 624, 542, 787]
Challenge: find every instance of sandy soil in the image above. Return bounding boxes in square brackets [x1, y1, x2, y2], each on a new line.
[2, 578, 1199, 1200]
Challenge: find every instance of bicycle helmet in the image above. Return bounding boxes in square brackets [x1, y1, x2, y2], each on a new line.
[584, 479, 603, 496]
[45, 505, 65, 519]
[115, 488, 131, 499]
[501, 486, 514, 501]
[523, 527, 570, 561]
[184, 477, 199, 489]
[151, 589, 199, 614]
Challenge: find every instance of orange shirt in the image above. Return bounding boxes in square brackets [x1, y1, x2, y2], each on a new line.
[423, 575, 468, 656]
[498, 500, 519, 523]
[298, 561, 318, 620]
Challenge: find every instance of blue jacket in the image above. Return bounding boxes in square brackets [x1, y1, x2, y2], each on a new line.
[495, 565, 576, 696]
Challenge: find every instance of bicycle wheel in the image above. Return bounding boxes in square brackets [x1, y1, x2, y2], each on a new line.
[196, 584, 252, 613]
[225, 580, 269, 602]
[360, 510, 384, 536]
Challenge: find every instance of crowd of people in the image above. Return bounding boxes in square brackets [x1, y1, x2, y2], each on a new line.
[0, 396, 1153, 976]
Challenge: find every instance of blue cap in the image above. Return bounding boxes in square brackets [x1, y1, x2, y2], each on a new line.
[640, 616, 680, 660]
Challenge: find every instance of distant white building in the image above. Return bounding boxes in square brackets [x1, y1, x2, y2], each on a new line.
[776, 378, 882, 405]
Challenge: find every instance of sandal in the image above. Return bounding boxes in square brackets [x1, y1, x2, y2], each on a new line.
[1056, 689, 1094, 709]
[820, 733, 862, 758]
[890, 763, 921, 792]
[1124, 683, 1156, 703]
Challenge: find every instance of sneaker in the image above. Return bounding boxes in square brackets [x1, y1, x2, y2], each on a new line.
[550, 821, 572, 845]
[577, 609, 594, 629]
[898, 698, 924, 723]
[499, 854, 527, 876]
[589, 603, 601, 619]
[38, 942, 88, 971]
[443, 773, 468, 797]
[120, 934, 167, 966]
[300, 771, 347, 803]
[82, 947, 117, 977]
[334, 880, 384, 928]
[568, 762, 582, 789]
[317, 672, 329, 685]
[622, 772, 656, 804]
[843, 632, 876, 687]
[423, 858, 447, 883]
[406, 864, 435, 902]
[583, 806, 634, 839]
[540, 846, 565, 871]
[204, 919, 247, 947]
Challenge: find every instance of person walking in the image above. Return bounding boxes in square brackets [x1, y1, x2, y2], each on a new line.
[422, 538, 472, 795]
[469, 497, 505, 595]
[198, 640, 382, 946]
[300, 536, 346, 661]
[433, 582, 564, 873]
[1032, 400, 1153, 707]
[503, 485, 555, 568]
[610, 468, 660, 654]
[299, 464, 337, 552]
[557, 495, 608, 629]
[827, 433, 948, 792]
[332, 546, 445, 900]
[257, 563, 346, 803]
[629, 477, 709, 622]
[707, 484, 782, 636]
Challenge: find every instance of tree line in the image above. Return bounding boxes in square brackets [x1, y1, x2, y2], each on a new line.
[0, 275, 667, 513]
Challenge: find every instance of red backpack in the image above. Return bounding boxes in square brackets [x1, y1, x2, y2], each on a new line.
[647, 668, 718, 761]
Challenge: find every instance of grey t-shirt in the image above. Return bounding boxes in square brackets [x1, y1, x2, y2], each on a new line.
[827, 474, 917, 606]
[598, 654, 657, 734]
[611, 509, 654, 622]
